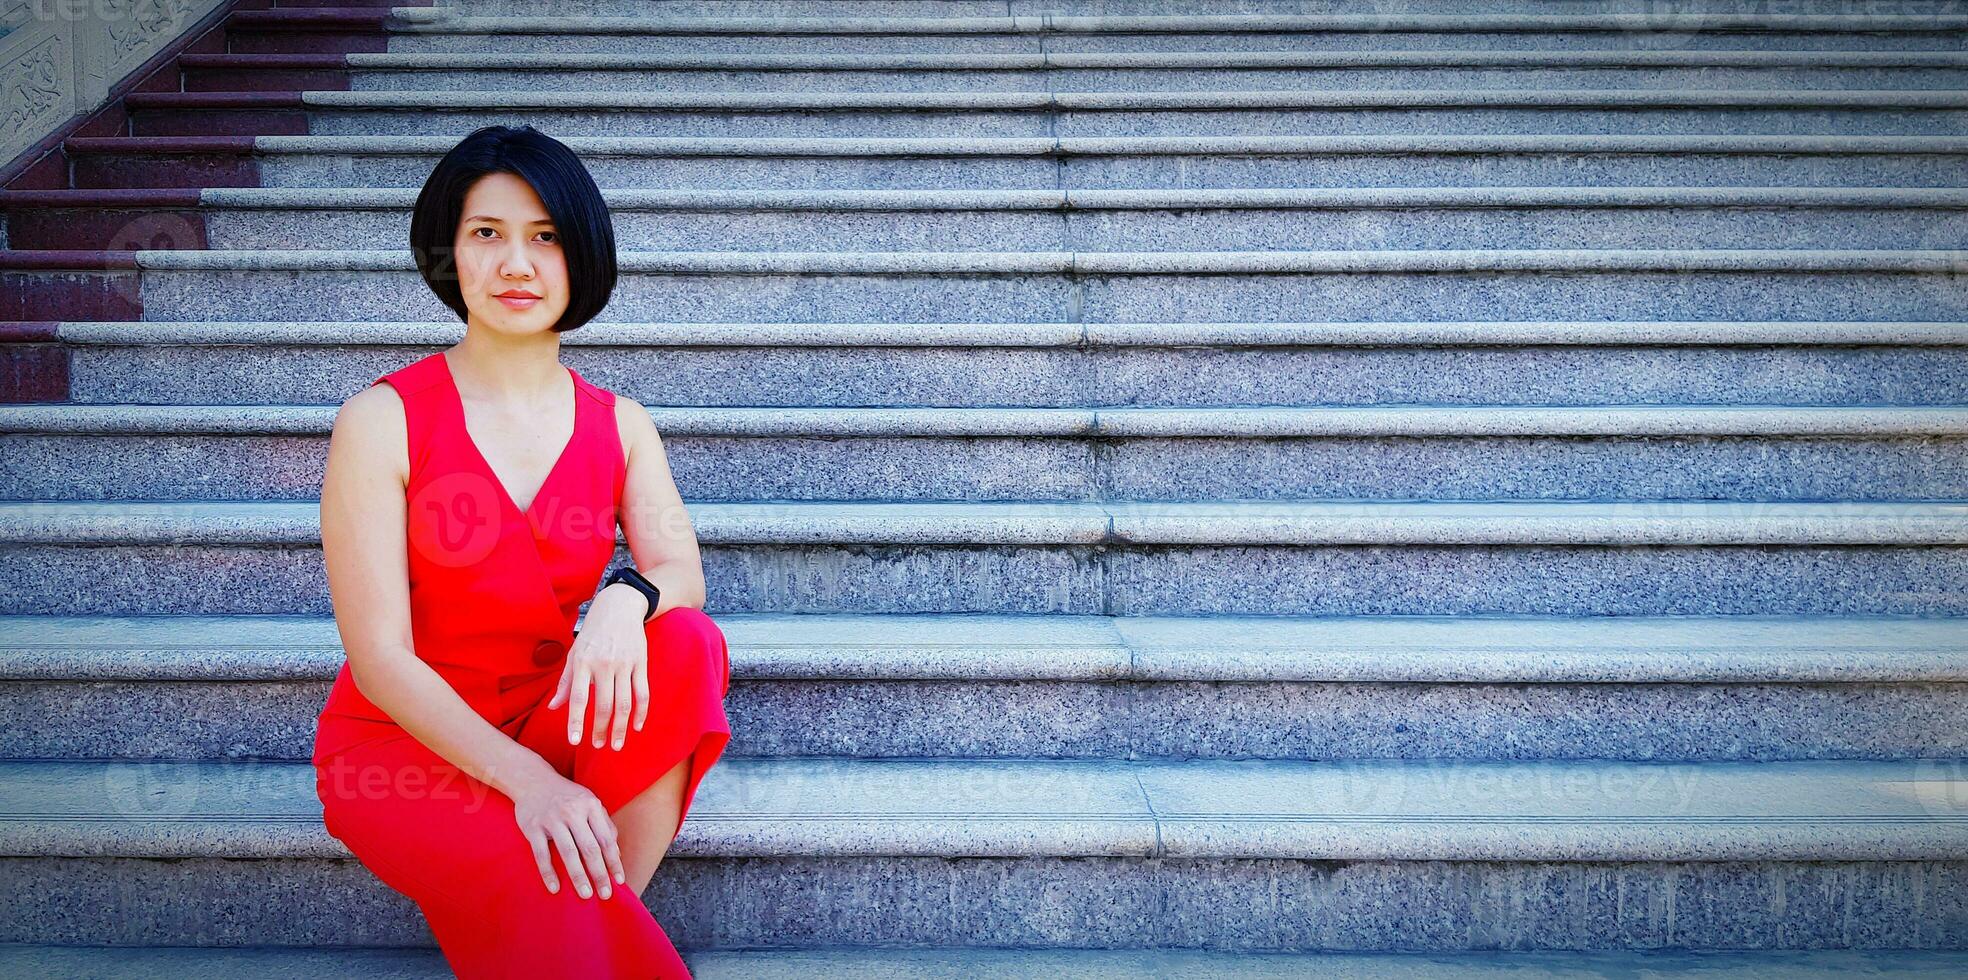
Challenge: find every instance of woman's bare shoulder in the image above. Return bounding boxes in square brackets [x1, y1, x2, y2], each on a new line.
[609, 391, 663, 463]
[330, 381, 409, 481]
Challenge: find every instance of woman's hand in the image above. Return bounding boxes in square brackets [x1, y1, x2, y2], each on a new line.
[549, 583, 651, 751]
[509, 770, 625, 900]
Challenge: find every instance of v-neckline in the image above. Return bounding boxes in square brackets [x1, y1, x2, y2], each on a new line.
[437, 350, 580, 524]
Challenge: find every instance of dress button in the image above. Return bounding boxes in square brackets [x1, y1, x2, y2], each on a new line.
[531, 639, 564, 667]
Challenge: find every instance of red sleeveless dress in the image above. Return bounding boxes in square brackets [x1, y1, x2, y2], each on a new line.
[312, 350, 732, 980]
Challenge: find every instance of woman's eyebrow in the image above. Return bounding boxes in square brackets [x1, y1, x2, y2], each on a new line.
[462, 214, 555, 224]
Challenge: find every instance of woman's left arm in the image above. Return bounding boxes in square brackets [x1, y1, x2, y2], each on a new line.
[552, 394, 708, 749]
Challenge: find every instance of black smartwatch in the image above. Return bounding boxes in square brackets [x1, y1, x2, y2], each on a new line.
[602, 565, 661, 623]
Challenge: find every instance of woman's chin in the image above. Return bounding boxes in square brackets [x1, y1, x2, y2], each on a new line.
[471, 307, 563, 334]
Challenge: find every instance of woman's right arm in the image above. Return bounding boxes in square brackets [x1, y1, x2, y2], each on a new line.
[320, 382, 625, 900]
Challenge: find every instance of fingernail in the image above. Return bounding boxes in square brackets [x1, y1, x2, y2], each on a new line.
[616, 871, 626, 884]
[601, 886, 612, 899]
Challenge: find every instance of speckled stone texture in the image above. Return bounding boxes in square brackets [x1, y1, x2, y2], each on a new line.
[340, 65, 1968, 95]
[380, 30, 1968, 57]
[196, 197, 1968, 251]
[132, 266, 1968, 324]
[9, 431, 1967, 502]
[5, 856, 1965, 950]
[253, 141, 1968, 191]
[63, 342, 1968, 406]
[12, 944, 1968, 978]
[253, 143, 1968, 191]
[9, 677, 1967, 763]
[440, 0, 1953, 14]
[3, 541, 1965, 616]
[295, 104, 1968, 140]
[1061, 150, 1968, 191]
[5, 612, 1964, 763]
[260, 148, 1063, 191]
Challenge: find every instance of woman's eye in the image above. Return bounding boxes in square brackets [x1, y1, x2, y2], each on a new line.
[472, 227, 496, 239]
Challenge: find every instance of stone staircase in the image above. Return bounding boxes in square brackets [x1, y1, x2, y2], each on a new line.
[3, 0, 1968, 975]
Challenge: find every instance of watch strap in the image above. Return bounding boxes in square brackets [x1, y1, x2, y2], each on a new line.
[603, 565, 661, 623]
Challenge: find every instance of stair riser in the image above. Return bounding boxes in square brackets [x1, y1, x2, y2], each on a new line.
[2, 544, 1961, 616]
[7, 678, 1962, 763]
[254, 150, 1968, 191]
[384, 32, 1968, 55]
[175, 205, 1968, 253]
[266, 107, 1968, 139]
[441, 0, 1869, 14]
[226, 33, 390, 58]
[6, 434, 1963, 503]
[4, 856, 1962, 949]
[337, 66, 1968, 93]
[73, 151, 261, 192]
[9, 210, 206, 253]
[184, 69, 353, 93]
[122, 269, 1968, 324]
[18, 265, 1968, 330]
[57, 345, 1968, 408]
[0, 271, 141, 323]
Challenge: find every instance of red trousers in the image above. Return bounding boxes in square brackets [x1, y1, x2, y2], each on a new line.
[315, 607, 733, 979]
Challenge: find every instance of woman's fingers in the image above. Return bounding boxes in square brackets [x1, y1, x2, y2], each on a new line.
[631, 657, 649, 732]
[546, 659, 571, 711]
[547, 823, 599, 899]
[568, 818, 613, 900]
[589, 664, 615, 748]
[557, 646, 648, 749]
[565, 663, 592, 745]
[526, 827, 561, 895]
[587, 807, 628, 888]
[611, 669, 633, 750]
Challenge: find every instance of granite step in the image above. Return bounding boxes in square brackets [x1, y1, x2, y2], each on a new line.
[438, 0, 1958, 16]
[9, 248, 1966, 324]
[2, 499, 1964, 617]
[5, 403, 1965, 503]
[120, 89, 1968, 139]
[279, 49, 1968, 94]
[376, 10, 1968, 55]
[6, 944, 1968, 979]
[62, 134, 1968, 191]
[36, 319, 1968, 408]
[2, 612, 1962, 763]
[20, 318, 1962, 408]
[2, 755, 1962, 948]
[13, 186, 1968, 252]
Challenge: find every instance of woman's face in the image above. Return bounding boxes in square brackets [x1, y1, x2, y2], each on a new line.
[451, 171, 572, 334]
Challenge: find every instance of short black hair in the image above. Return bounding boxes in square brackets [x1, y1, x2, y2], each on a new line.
[409, 124, 617, 333]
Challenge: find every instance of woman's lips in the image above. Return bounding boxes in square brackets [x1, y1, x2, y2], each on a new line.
[496, 294, 540, 309]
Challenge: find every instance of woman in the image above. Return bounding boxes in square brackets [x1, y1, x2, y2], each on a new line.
[312, 124, 731, 979]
